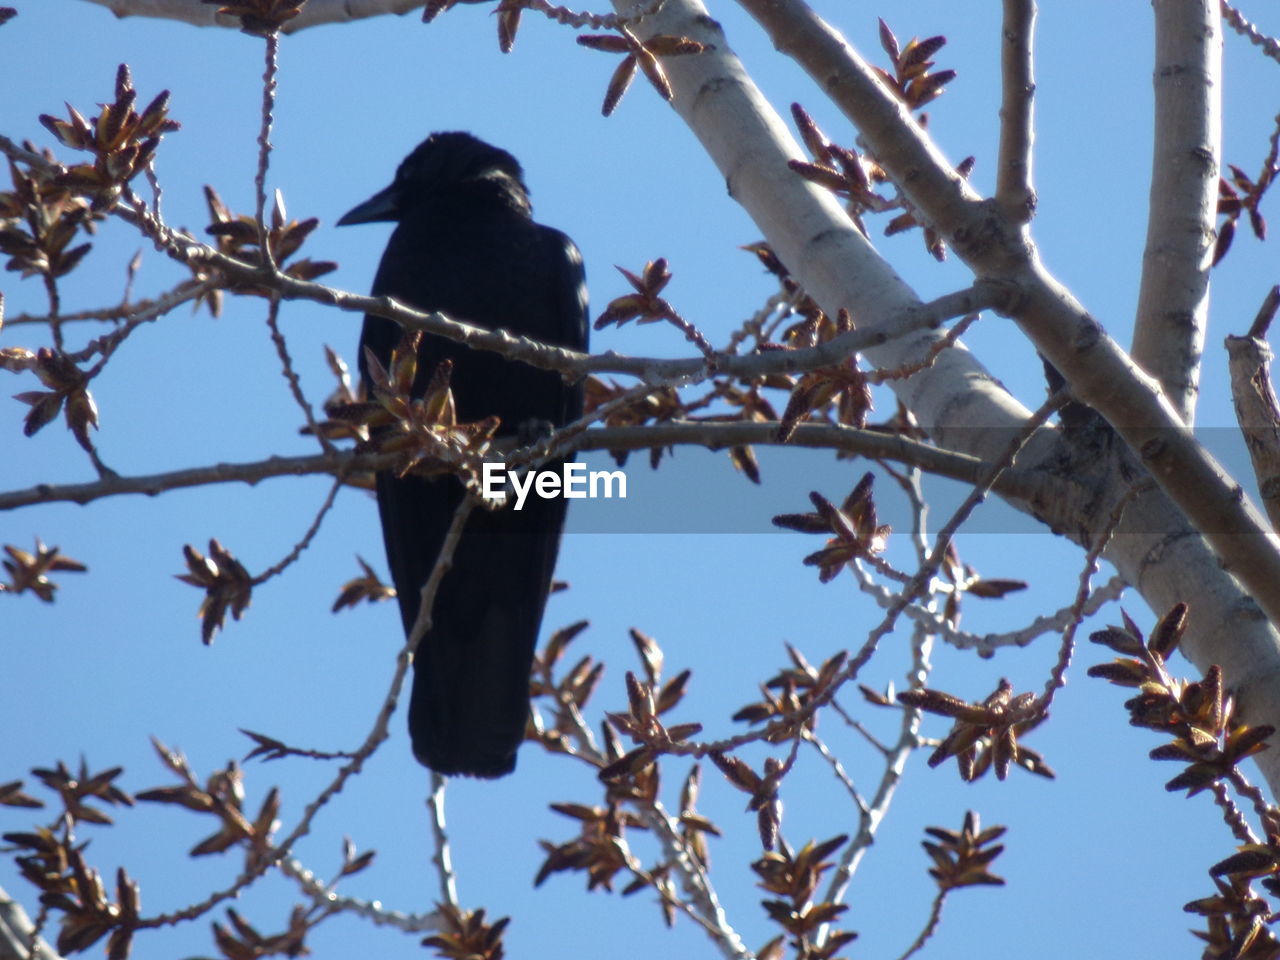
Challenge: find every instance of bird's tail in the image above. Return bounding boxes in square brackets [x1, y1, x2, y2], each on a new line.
[406, 494, 567, 778]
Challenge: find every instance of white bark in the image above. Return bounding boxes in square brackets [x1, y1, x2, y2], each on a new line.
[995, 0, 1037, 224]
[0, 887, 61, 960]
[77, 0, 426, 31]
[1227, 322, 1280, 532]
[618, 0, 1280, 788]
[1131, 0, 1221, 422]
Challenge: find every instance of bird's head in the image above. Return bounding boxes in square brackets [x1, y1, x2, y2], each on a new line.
[337, 131, 531, 225]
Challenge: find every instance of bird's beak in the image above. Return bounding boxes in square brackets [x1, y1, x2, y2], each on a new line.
[336, 183, 401, 226]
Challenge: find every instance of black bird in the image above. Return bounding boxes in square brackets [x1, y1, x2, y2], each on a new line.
[338, 132, 588, 778]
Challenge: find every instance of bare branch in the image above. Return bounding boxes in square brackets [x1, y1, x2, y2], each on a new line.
[1220, 0, 1280, 65]
[260, 497, 475, 916]
[1131, 0, 1221, 422]
[75, 0, 427, 31]
[1036, 479, 1152, 714]
[815, 391, 1069, 753]
[853, 559, 1127, 656]
[895, 887, 947, 960]
[255, 35, 280, 267]
[6, 280, 208, 330]
[427, 774, 460, 911]
[996, 0, 1037, 224]
[638, 394, 1070, 765]
[252, 472, 345, 585]
[731, 0, 1280, 637]
[637, 800, 749, 960]
[0, 129, 1011, 386]
[817, 620, 930, 936]
[1226, 286, 1280, 532]
[0, 885, 62, 960]
[0, 450, 379, 511]
[277, 857, 442, 932]
[262, 295, 334, 454]
[0, 420, 1065, 512]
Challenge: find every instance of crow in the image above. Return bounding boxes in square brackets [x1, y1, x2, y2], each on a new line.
[338, 132, 588, 778]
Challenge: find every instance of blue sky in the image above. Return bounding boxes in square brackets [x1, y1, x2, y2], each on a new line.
[3, 0, 1279, 957]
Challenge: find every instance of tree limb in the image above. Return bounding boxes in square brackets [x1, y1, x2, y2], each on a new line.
[74, 0, 427, 31]
[0, 421, 1064, 511]
[1226, 286, 1280, 532]
[996, 0, 1037, 225]
[0, 886, 62, 960]
[732, 0, 1280, 664]
[1130, 0, 1221, 422]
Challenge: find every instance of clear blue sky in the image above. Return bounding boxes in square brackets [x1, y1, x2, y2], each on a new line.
[3, 1, 1277, 957]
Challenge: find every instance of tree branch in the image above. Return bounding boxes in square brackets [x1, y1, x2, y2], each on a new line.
[816, 591, 930, 945]
[5, 279, 209, 330]
[0, 450, 382, 510]
[1220, 0, 1280, 66]
[1226, 286, 1280, 532]
[996, 0, 1037, 224]
[618, 0, 1035, 476]
[74, 0, 427, 31]
[0, 420, 1065, 512]
[0, 886, 62, 960]
[426, 774, 461, 912]
[1130, 0, 1221, 422]
[276, 857, 441, 932]
[731, 0, 1280, 663]
[0, 128, 1015, 386]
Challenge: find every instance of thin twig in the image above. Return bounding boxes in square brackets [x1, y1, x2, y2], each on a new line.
[427, 773, 460, 910]
[263, 294, 335, 454]
[805, 733, 867, 808]
[895, 888, 947, 960]
[0, 449, 388, 511]
[252, 471, 345, 585]
[659, 304, 717, 361]
[255, 32, 279, 270]
[143, 158, 164, 223]
[525, 0, 666, 31]
[41, 275, 64, 353]
[852, 573, 1127, 655]
[539, 667, 748, 957]
[723, 290, 791, 354]
[405, 499, 476, 655]
[868, 312, 981, 384]
[77, 282, 216, 378]
[817, 620, 932, 940]
[1220, 0, 1280, 65]
[1226, 766, 1279, 827]
[5, 280, 206, 329]
[278, 856, 443, 931]
[1209, 780, 1258, 846]
[1035, 479, 1152, 713]
[266, 496, 475, 876]
[637, 800, 750, 960]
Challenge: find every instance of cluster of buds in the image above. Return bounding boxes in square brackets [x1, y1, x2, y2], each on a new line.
[772, 474, 891, 583]
[39, 64, 179, 207]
